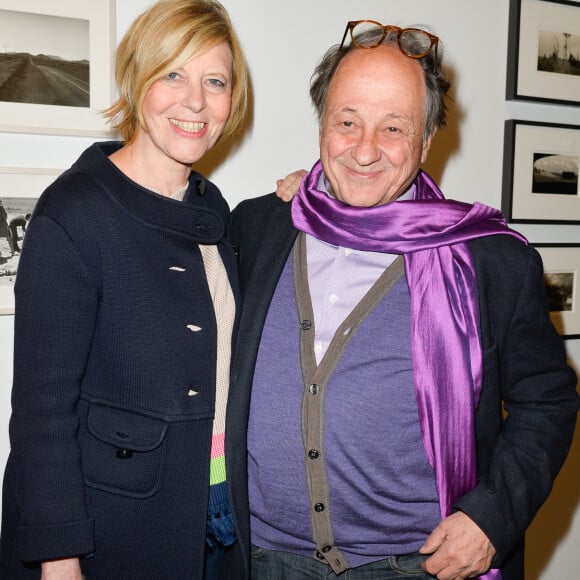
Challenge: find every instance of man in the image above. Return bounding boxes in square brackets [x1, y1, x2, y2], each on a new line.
[226, 21, 578, 580]
[8, 213, 30, 253]
[0, 199, 12, 256]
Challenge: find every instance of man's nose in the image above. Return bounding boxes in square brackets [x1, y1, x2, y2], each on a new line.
[352, 130, 381, 166]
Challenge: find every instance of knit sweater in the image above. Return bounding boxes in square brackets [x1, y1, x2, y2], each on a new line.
[150, 183, 237, 545]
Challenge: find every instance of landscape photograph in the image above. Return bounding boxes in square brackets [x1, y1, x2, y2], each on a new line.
[537, 29, 580, 77]
[532, 152, 579, 196]
[0, 9, 90, 107]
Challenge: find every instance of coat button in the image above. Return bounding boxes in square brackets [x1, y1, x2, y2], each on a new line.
[116, 448, 133, 459]
[314, 503, 325, 512]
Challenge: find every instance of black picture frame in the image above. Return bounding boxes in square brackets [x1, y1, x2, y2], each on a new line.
[534, 243, 580, 339]
[507, 0, 580, 105]
[502, 120, 580, 223]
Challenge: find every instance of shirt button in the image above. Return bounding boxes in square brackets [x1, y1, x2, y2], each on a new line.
[314, 503, 325, 512]
[344, 248, 353, 255]
[329, 293, 338, 304]
[308, 449, 319, 459]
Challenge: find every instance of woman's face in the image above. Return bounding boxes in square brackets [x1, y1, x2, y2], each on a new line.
[137, 42, 233, 169]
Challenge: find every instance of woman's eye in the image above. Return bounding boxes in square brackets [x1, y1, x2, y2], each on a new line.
[165, 71, 180, 81]
[205, 78, 227, 92]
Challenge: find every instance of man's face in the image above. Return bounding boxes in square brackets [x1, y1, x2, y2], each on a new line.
[319, 44, 434, 207]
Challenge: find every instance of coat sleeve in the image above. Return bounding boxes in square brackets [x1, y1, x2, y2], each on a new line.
[9, 213, 99, 562]
[454, 240, 579, 566]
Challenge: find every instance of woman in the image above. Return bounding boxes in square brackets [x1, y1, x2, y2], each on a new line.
[0, 1, 249, 578]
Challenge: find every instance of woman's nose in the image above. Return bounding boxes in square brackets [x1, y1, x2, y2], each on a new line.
[182, 82, 206, 112]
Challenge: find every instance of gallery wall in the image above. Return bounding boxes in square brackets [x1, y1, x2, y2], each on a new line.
[0, 1, 578, 578]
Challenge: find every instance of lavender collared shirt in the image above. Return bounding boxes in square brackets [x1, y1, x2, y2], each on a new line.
[307, 178, 413, 363]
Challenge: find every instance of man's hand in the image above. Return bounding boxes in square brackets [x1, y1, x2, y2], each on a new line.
[41, 557, 83, 580]
[275, 170, 307, 202]
[419, 511, 495, 579]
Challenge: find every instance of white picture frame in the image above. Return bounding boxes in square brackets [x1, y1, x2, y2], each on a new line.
[0, 168, 63, 315]
[0, 0, 116, 137]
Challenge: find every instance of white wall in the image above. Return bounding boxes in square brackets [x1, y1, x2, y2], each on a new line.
[0, 1, 579, 578]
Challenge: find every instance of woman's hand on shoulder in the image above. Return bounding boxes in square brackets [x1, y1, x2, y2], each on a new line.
[41, 557, 83, 580]
[275, 170, 307, 202]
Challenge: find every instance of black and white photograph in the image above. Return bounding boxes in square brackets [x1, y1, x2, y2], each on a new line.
[0, 196, 36, 285]
[535, 244, 580, 338]
[502, 120, 580, 223]
[0, 9, 89, 108]
[538, 29, 580, 77]
[507, 0, 580, 105]
[544, 271, 575, 312]
[0, 168, 60, 314]
[532, 153, 579, 195]
[0, 0, 115, 137]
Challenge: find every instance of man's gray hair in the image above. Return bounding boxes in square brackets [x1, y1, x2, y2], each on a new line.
[310, 28, 451, 140]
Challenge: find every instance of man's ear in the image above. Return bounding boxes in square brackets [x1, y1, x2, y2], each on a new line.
[421, 129, 437, 164]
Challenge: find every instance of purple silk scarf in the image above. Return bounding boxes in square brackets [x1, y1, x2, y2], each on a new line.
[292, 160, 527, 580]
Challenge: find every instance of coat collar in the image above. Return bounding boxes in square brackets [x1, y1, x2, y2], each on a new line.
[71, 141, 226, 243]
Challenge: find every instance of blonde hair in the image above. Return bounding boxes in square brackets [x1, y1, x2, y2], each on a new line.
[104, 0, 249, 143]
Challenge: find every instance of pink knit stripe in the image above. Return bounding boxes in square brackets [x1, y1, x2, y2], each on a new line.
[210, 432, 225, 459]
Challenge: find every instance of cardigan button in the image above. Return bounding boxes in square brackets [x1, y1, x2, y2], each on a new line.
[116, 449, 133, 459]
[308, 449, 319, 459]
[314, 503, 325, 512]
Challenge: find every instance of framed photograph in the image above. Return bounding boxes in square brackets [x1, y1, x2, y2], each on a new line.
[502, 120, 580, 223]
[0, 168, 62, 315]
[507, 0, 580, 105]
[0, 0, 116, 137]
[535, 244, 580, 339]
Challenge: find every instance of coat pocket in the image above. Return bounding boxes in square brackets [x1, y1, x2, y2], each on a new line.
[80, 404, 169, 499]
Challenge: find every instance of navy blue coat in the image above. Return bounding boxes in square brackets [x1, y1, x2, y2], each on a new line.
[0, 142, 241, 579]
[226, 192, 579, 580]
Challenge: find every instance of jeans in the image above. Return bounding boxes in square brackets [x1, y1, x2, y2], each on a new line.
[251, 545, 436, 579]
